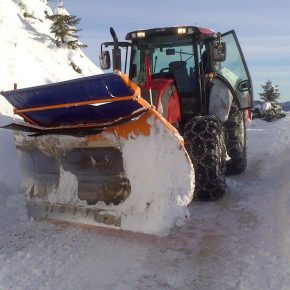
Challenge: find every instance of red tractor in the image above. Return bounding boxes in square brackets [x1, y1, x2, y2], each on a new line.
[1, 25, 253, 232]
[100, 26, 253, 200]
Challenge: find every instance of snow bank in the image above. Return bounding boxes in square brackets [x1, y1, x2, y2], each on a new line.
[0, 0, 102, 194]
[0, 0, 105, 243]
[0, 0, 101, 116]
[248, 114, 290, 176]
[0, 115, 21, 195]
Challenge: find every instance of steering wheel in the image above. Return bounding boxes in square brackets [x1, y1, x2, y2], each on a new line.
[160, 68, 169, 73]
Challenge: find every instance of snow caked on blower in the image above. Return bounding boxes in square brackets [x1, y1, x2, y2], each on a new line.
[1, 25, 252, 235]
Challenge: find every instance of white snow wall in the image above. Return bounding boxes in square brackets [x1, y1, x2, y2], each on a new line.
[0, 0, 101, 114]
[0, 0, 101, 193]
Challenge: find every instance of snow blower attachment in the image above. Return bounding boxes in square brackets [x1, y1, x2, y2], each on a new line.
[1, 71, 194, 236]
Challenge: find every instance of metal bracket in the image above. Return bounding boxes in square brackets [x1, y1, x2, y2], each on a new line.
[27, 201, 121, 227]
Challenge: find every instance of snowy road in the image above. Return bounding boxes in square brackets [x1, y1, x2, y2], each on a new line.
[1, 116, 290, 290]
[1, 0, 289, 288]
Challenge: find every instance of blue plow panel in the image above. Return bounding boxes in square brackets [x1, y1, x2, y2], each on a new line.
[1, 73, 142, 127]
[26, 101, 142, 127]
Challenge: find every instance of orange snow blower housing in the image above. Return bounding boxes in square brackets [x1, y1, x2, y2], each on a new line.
[1, 69, 193, 235]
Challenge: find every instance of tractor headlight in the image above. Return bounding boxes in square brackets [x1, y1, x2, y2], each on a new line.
[177, 27, 187, 34]
[137, 31, 146, 38]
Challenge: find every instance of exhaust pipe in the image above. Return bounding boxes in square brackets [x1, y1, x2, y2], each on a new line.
[110, 27, 121, 71]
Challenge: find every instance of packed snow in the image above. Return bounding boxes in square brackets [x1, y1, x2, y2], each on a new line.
[1, 0, 290, 289]
[2, 111, 290, 289]
[112, 116, 194, 235]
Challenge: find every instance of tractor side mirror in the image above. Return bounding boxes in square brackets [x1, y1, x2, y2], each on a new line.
[99, 51, 111, 70]
[212, 42, 226, 62]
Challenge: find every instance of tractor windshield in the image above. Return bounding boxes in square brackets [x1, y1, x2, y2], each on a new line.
[130, 35, 196, 86]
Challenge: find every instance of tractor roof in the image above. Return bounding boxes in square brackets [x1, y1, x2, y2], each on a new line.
[125, 26, 217, 41]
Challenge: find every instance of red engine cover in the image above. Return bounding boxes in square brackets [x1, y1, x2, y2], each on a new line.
[141, 78, 181, 125]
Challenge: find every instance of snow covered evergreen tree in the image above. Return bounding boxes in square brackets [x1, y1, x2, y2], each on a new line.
[45, 1, 87, 50]
[259, 80, 280, 102]
[257, 80, 286, 122]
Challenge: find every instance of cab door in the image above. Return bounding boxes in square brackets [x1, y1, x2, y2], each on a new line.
[215, 30, 253, 109]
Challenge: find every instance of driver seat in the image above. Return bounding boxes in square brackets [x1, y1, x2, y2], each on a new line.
[169, 61, 198, 117]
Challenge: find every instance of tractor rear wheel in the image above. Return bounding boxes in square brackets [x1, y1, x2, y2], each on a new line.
[184, 115, 226, 200]
[224, 100, 247, 175]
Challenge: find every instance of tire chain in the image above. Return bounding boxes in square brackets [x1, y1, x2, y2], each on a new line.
[224, 99, 247, 174]
[184, 115, 226, 200]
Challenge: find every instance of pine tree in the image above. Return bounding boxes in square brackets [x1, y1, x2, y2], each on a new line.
[257, 80, 286, 122]
[259, 80, 280, 102]
[45, 1, 87, 50]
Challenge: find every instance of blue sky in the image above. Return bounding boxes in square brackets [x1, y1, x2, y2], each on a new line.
[50, 0, 290, 101]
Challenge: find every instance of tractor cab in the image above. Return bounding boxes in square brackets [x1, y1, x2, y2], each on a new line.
[126, 27, 202, 122]
[100, 26, 253, 127]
